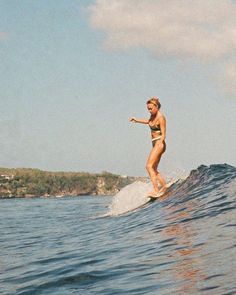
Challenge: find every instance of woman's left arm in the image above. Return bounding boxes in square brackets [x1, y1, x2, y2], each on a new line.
[159, 116, 166, 143]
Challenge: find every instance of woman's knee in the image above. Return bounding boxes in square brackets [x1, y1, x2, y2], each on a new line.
[146, 162, 154, 172]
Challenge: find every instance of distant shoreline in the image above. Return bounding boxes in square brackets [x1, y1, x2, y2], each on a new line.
[0, 167, 145, 199]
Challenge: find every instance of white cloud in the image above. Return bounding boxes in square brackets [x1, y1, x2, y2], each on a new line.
[88, 0, 236, 95]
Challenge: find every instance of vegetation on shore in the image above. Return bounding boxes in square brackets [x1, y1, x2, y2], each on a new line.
[0, 167, 139, 198]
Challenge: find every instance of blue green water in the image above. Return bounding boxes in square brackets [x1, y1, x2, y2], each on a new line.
[0, 164, 236, 294]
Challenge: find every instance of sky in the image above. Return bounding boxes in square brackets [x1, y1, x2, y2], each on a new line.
[0, 0, 236, 177]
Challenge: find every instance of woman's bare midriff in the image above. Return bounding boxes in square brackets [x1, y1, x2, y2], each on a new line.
[151, 131, 161, 140]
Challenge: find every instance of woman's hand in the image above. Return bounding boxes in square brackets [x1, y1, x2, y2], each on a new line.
[129, 117, 149, 124]
[129, 117, 137, 123]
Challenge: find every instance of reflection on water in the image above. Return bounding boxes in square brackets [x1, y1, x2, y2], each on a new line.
[163, 201, 206, 294]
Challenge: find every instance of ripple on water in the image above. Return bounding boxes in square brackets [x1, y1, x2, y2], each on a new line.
[0, 164, 236, 294]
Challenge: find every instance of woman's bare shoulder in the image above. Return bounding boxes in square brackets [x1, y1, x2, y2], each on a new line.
[158, 112, 166, 120]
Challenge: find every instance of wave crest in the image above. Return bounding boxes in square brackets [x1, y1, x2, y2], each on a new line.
[106, 164, 236, 217]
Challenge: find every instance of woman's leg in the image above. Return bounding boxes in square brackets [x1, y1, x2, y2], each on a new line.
[154, 142, 166, 191]
[156, 172, 167, 191]
[146, 142, 165, 195]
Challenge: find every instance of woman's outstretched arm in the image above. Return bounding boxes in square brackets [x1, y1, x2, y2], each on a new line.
[129, 117, 149, 124]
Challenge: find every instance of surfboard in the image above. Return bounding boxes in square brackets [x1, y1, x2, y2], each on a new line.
[148, 190, 167, 201]
[147, 176, 183, 201]
[146, 179, 177, 202]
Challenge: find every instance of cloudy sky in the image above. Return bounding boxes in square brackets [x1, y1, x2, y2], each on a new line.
[0, 0, 235, 177]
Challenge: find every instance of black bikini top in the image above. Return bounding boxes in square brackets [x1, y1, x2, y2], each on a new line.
[149, 122, 161, 132]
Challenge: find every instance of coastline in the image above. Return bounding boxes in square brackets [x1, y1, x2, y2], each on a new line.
[0, 167, 145, 199]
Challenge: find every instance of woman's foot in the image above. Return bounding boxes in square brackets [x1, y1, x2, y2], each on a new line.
[159, 186, 167, 194]
[147, 186, 167, 199]
[147, 190, 159, 197]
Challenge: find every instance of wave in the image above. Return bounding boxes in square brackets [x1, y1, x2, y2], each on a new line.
[106, 164, 236, 217]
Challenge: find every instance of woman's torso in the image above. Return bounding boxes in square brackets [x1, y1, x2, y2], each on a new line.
[149, 118, 162, 140]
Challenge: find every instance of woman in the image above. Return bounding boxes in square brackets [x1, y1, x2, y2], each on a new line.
[130, 97, 167, 197]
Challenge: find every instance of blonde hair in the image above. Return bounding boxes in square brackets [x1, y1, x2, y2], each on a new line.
[146, 97, 161, 109]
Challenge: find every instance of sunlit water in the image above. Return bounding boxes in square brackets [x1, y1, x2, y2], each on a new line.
[0, 164, 236, 295]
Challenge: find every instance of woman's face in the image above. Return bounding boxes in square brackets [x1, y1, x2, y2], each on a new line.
[147, 103, 158, 115]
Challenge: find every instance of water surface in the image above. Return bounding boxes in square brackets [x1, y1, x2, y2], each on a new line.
[0, 164, 236, 294]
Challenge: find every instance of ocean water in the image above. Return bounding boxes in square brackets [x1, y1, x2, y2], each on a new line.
[0, 164, 236, 295]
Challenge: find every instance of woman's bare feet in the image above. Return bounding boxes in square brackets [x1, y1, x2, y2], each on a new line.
[159, 185, 167, 194]
[147, 185, 167, 198]
[147, 190, 159, 197]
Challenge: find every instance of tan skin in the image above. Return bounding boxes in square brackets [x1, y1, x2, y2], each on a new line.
[129, 102, 167, 197]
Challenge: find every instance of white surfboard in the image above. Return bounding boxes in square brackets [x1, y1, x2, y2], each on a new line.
[147, 179, 178, 201]
[147, 190, 167, 201]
